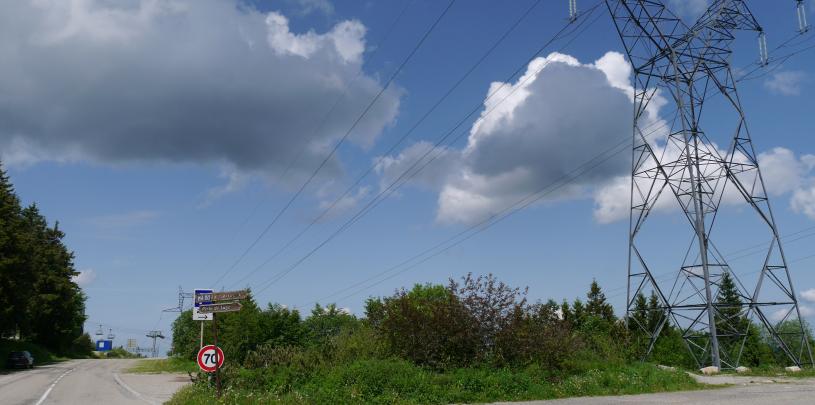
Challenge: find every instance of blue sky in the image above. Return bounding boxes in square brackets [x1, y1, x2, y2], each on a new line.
[2, 0, 815, 353]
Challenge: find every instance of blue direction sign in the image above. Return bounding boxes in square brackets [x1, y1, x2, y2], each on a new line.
[194, 289, 213, 307]
[193, 289, 214, 321]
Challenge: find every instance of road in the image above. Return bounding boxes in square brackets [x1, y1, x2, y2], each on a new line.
[495, 375, 815, 405]
[0, 359, 189, 405]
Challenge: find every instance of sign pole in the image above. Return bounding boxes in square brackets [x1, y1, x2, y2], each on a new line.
[212, 312, 221, 398]
[199, 321, 204, 350]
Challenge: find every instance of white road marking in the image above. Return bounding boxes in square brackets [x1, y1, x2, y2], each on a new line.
[33, 367, 73, 405]
[113, 372, 159, 405]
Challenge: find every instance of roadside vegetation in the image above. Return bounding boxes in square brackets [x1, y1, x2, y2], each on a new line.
[128, 356, 198, 374]
[166, 272, 812, 404]
[0, 163, 94, 367]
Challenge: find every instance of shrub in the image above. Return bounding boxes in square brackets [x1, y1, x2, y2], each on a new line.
[369, 284, 479, 369]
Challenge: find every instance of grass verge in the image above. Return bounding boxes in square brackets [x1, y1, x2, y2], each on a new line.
[167, 361, 704, 404]
[719, 366, 815, 378]
[127, 357, 198, 374]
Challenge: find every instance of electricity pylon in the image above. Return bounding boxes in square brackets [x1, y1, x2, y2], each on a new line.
[607, 0, 813, 368]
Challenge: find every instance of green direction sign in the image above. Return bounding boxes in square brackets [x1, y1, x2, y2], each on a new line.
[198, 302, 242, 314]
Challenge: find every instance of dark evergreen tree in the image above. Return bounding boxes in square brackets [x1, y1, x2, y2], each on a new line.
[0, 163, 87, 353]
[0, 162, 23, 337]
[629, 293, 649, 333]
[646, 291, 666, 332]
[585, 280, 615, 322]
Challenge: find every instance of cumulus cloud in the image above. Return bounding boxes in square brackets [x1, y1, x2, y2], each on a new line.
[72, 269, 97, 286]
[802, 288, 815, 303]
[378, 52, 639, 225]
[376, 49, 815, 226]
[592, 146, 815, 224]
[764, 71, 808, 96]
[0, 0, 399, 189]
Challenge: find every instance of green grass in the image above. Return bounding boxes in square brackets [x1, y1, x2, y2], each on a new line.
[167, 361, 704, 404]
[127, 357, 198, 374]
[717, 366, 815, 378]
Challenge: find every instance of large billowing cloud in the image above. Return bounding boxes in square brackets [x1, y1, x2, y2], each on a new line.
[377, 51, 815, 226]
[378, 52, 640, 225]
[0, 0, 399, 187]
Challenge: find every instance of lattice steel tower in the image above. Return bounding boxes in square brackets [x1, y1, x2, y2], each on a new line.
[607, 0, 813, 368]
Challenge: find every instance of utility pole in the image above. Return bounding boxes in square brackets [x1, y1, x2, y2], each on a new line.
[607, 0, 813, 369]
[146, 330, 165, 358]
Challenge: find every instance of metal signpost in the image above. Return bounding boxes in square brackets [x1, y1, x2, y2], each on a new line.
[193, 289, 213, 350]
[193, 289, 248, 398]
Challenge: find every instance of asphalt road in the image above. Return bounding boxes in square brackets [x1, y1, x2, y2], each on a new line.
[0, 359, 189, 405]
[495, 375, 815, 405]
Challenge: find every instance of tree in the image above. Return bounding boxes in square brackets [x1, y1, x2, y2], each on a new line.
[571, 299, 586, 328]
[585, 279, 615, 323]
[258, 303, 307, 347]
[0, 163, 86, 353]
[629, 293, 649, 333]
[646, 292, 666, 332]
[0, 162, 23, 337]
[303, 303, 359, 346]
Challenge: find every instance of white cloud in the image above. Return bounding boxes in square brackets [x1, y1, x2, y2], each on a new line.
[792, 184, 815, 219]
[316, 185, 370, 221]
[770, 305, 815, 322]
[72, 269, 97, 286]
[380, 52, 640, 225]
[667, 0, 709, 21]
[200, 166, 250, 207]
[764, 71, 808, 96]
[801, 289, 815, 303]
[593, 147, 815, 224]
[374, 48, 815, 226]
[0, 0, 399, 189]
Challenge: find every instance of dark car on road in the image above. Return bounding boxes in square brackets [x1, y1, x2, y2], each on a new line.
[6, 351, 34, 369]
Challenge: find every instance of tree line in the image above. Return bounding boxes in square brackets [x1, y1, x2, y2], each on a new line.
[171, 272, 813, 401]
[0, 163, 91, 355]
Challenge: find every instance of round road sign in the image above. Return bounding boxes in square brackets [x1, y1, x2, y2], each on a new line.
[197, 345, 224, 373]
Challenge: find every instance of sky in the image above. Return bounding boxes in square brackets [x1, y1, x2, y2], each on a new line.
[1, 0, 815, 353]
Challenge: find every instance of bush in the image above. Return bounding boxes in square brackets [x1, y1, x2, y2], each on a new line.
[368, 284, 479, 369]
[68, 333, 95, 357]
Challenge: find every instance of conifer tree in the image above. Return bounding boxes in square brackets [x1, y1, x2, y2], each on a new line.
[0, 162, 23, 336]
[585, 280, 615, 322]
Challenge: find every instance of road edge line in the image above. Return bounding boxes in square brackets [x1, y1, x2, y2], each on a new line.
[34, 367, 74, 405]
[113, 372, 159, 405]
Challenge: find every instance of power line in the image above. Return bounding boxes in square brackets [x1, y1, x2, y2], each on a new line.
[251, 2, 606, 294]
[227, 0, 547, 289]
[299, 23, 815, 307]
[309, 110, 672, 306]
[210, 0, 458, 287]
[199, 0, 414, 278]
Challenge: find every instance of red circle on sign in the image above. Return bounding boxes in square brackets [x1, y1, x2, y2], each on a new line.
[197, 345, 224, 373]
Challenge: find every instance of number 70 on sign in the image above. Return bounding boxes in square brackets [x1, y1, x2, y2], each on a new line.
[197, 345, 224, 372]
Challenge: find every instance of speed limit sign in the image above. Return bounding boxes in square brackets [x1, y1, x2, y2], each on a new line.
[197, 345, 224, 373]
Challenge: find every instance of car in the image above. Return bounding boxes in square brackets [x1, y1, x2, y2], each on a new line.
[6, 351, 34, 369]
